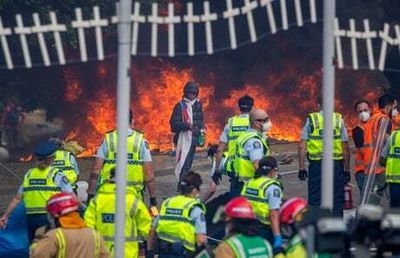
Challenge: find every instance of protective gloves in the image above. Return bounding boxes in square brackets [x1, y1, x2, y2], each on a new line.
[298, 169, 308, 181]
[212, 170, 222, 185]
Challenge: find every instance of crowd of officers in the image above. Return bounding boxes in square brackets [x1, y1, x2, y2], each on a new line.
[0, 82, 400, 258]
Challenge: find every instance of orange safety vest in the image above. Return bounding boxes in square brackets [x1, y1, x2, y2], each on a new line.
[363, 111, 391, 174]
[352, 124, 365, 173]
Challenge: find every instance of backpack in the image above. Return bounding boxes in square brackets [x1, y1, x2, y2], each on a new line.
[5, 106, 20, 126]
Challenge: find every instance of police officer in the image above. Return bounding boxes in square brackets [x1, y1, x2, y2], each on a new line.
[85, 167, 152, 257]
[231, 108, 272, 196]
[0, 141, 74, 241]
[87, 110, 157, 207]
[50, 138, 80, 191]
[298, 96, 350, 216]
[147, 171, 206, 258]
[214, 196, 274, 258]
[241, 156, 283, 250]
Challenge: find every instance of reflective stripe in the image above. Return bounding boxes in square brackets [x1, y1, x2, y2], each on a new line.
[388, 153, 400, 159]
[102, 235, 138, 242]
[158, 215, 195, 225]
[56, 229, 66, 258]
[56, 166, 75, 171]
[132, 132, 141, 154]
[243, 195, 269, 204]
[130, 197, 139, 217]
[23, 186, 62, 192]
[228, 136, 238, 140]
[230, 236, 246, 258]
[156, 232, 196, 250]
[25, 207, 47, 213]
[104, 160, 144, 165]
[109, 132, 116, 153]
[386, 175, 400, 181]
[392, 131, 399, 146]
[308, 135, 341, 140]
[127, 181, 143, 186]
[92, 230, 100, 258]
[235, 153, 250, 160]
[312, 113, 319, 129]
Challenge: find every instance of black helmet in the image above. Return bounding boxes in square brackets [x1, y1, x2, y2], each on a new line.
[183, 81, 199, 97]
[238, 95, 254, 112]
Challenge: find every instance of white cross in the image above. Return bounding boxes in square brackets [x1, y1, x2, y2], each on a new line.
[294, 0, 303, 27]
[90, 6, 109, 61]
[14, 14, 32, 68]
[71, 8, 90, 62]
[165, 3, 181, 57]
[280, 0, 288, 30]
[334, 18, 345, 69]
[378, 23, 395, 71]
[260, 0, 277, 34]
[131, 1, 146, 55]
[395, 25, 400, 53]
[32, 13, 51, 66]
[111, 2, 119, 24]
[346, 19, 363, 70]
[223, 0, 240, 49]
[0, 17, 13, 69]
[309, 0, 317, 23]
[241, 0, 258, 42]
[201, 1, 217, 54]
[362, 19, 377, 70]
[49, 12, 66, 65]
[148, 3, 164, 57]
[184, 2, 200, 56]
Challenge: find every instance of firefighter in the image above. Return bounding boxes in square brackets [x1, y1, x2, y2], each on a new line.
[147, 171, 206, 258]
[30, 193, 109, 258]
[231, 108, 271, 196]
[0, 141, 74, 242]
[298, 95, 350, 216]
[364, 94, 396, 205]
[380, 122, 400, 208]
[50, 138, 80, 191]
[351, 100, 371, 194]
[214, 196, 274, 258]
[85, 167, 152, 257]
[87, 110, 157, 207]
[240, 156, 283, 249]
[279, 197, 308, 258]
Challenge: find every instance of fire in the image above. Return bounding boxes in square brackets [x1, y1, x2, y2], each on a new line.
[64, 67, 82, 102]
[19, 154, 33, 162]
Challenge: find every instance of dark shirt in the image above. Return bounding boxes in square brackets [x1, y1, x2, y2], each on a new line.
[352, 125, 364, 148]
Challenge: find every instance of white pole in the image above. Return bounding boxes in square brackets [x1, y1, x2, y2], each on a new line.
[321, 0, 336, 210]
[114, 0, 132, 257]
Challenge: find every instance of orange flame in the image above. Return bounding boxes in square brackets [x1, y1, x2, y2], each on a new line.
[19, 154, 33, 162]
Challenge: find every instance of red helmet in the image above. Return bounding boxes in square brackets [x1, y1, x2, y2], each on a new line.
[224, 196, 255, 219]
[280, 197, 307, 224]
[47, 193, 79, 218]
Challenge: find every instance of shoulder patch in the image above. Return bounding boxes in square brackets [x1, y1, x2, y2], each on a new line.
[273, 188, 281, 198]
[253, 141, 262, 149]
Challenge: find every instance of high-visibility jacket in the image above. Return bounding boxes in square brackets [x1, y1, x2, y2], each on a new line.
[225, 115, 250, 174]
[53, 150, 78, 187]
[100, 130, 145, 191]
[306, 112, 343, 161]
[352, 124, 365, 173]
[22, 166, 62, 214]
[84, 183, 152, 257]
[386, 130, 400, 183]
[241, 176, 282, 225]
[225, 234, 273, 258]
[233, 132, 270, 182]
[363, 111, 390, 174]
[156, 195, 205, 252]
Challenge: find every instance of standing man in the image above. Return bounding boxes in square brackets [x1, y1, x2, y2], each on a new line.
[240, 156, 283, 249]
[87, 110, 157, 207]
[1, 98, 24, 154]
[170, 81, 205, 180]
[50, 138, 80, 191]
[351, 100, 371, 193]
[31, 193, 109, 258]
[85, 167, 152, 257]
[0, 141, 74, 241]
[231, 108, 271, 196]
[363, 94, 396, 204]
[298, 96, 350, 216]
[147, 171, 206, 257]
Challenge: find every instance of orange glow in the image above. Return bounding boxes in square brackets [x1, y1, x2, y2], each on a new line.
[19, 154, 32, 162]
[64, 68, 82, 102]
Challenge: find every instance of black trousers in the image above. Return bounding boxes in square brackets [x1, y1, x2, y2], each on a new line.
[308, 160, 344, 216]
[389, 182, 400, 208]
[26, 213, 49, 242]
[179, 144, 197, 180]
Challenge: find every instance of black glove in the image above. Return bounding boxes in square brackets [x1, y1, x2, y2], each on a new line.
[149, 197, 157, 207]
[344, 171, 351, 184]
[212, 171, 222, 185]
[87, 193, 95, 204]
[145, 250, 155, 258]
[298, 169, 308, 181]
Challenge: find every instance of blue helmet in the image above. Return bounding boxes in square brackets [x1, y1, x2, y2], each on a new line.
[34, 141, 58, 158]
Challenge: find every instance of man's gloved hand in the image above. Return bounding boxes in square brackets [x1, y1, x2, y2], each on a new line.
[273, 235, 282, 248]
[150, 197, 157, 207]
[212, 170, 222, 185]
[298, 169, 308, 181]
[344, 171, 351, 184]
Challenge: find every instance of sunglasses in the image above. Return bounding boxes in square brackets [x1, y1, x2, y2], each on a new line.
[256, 117, 269, 123]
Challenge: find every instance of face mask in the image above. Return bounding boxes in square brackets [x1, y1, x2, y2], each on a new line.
[392, 108, 399, 117]
[358, 111, 370, 122]
[262, 121, 272, 132]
